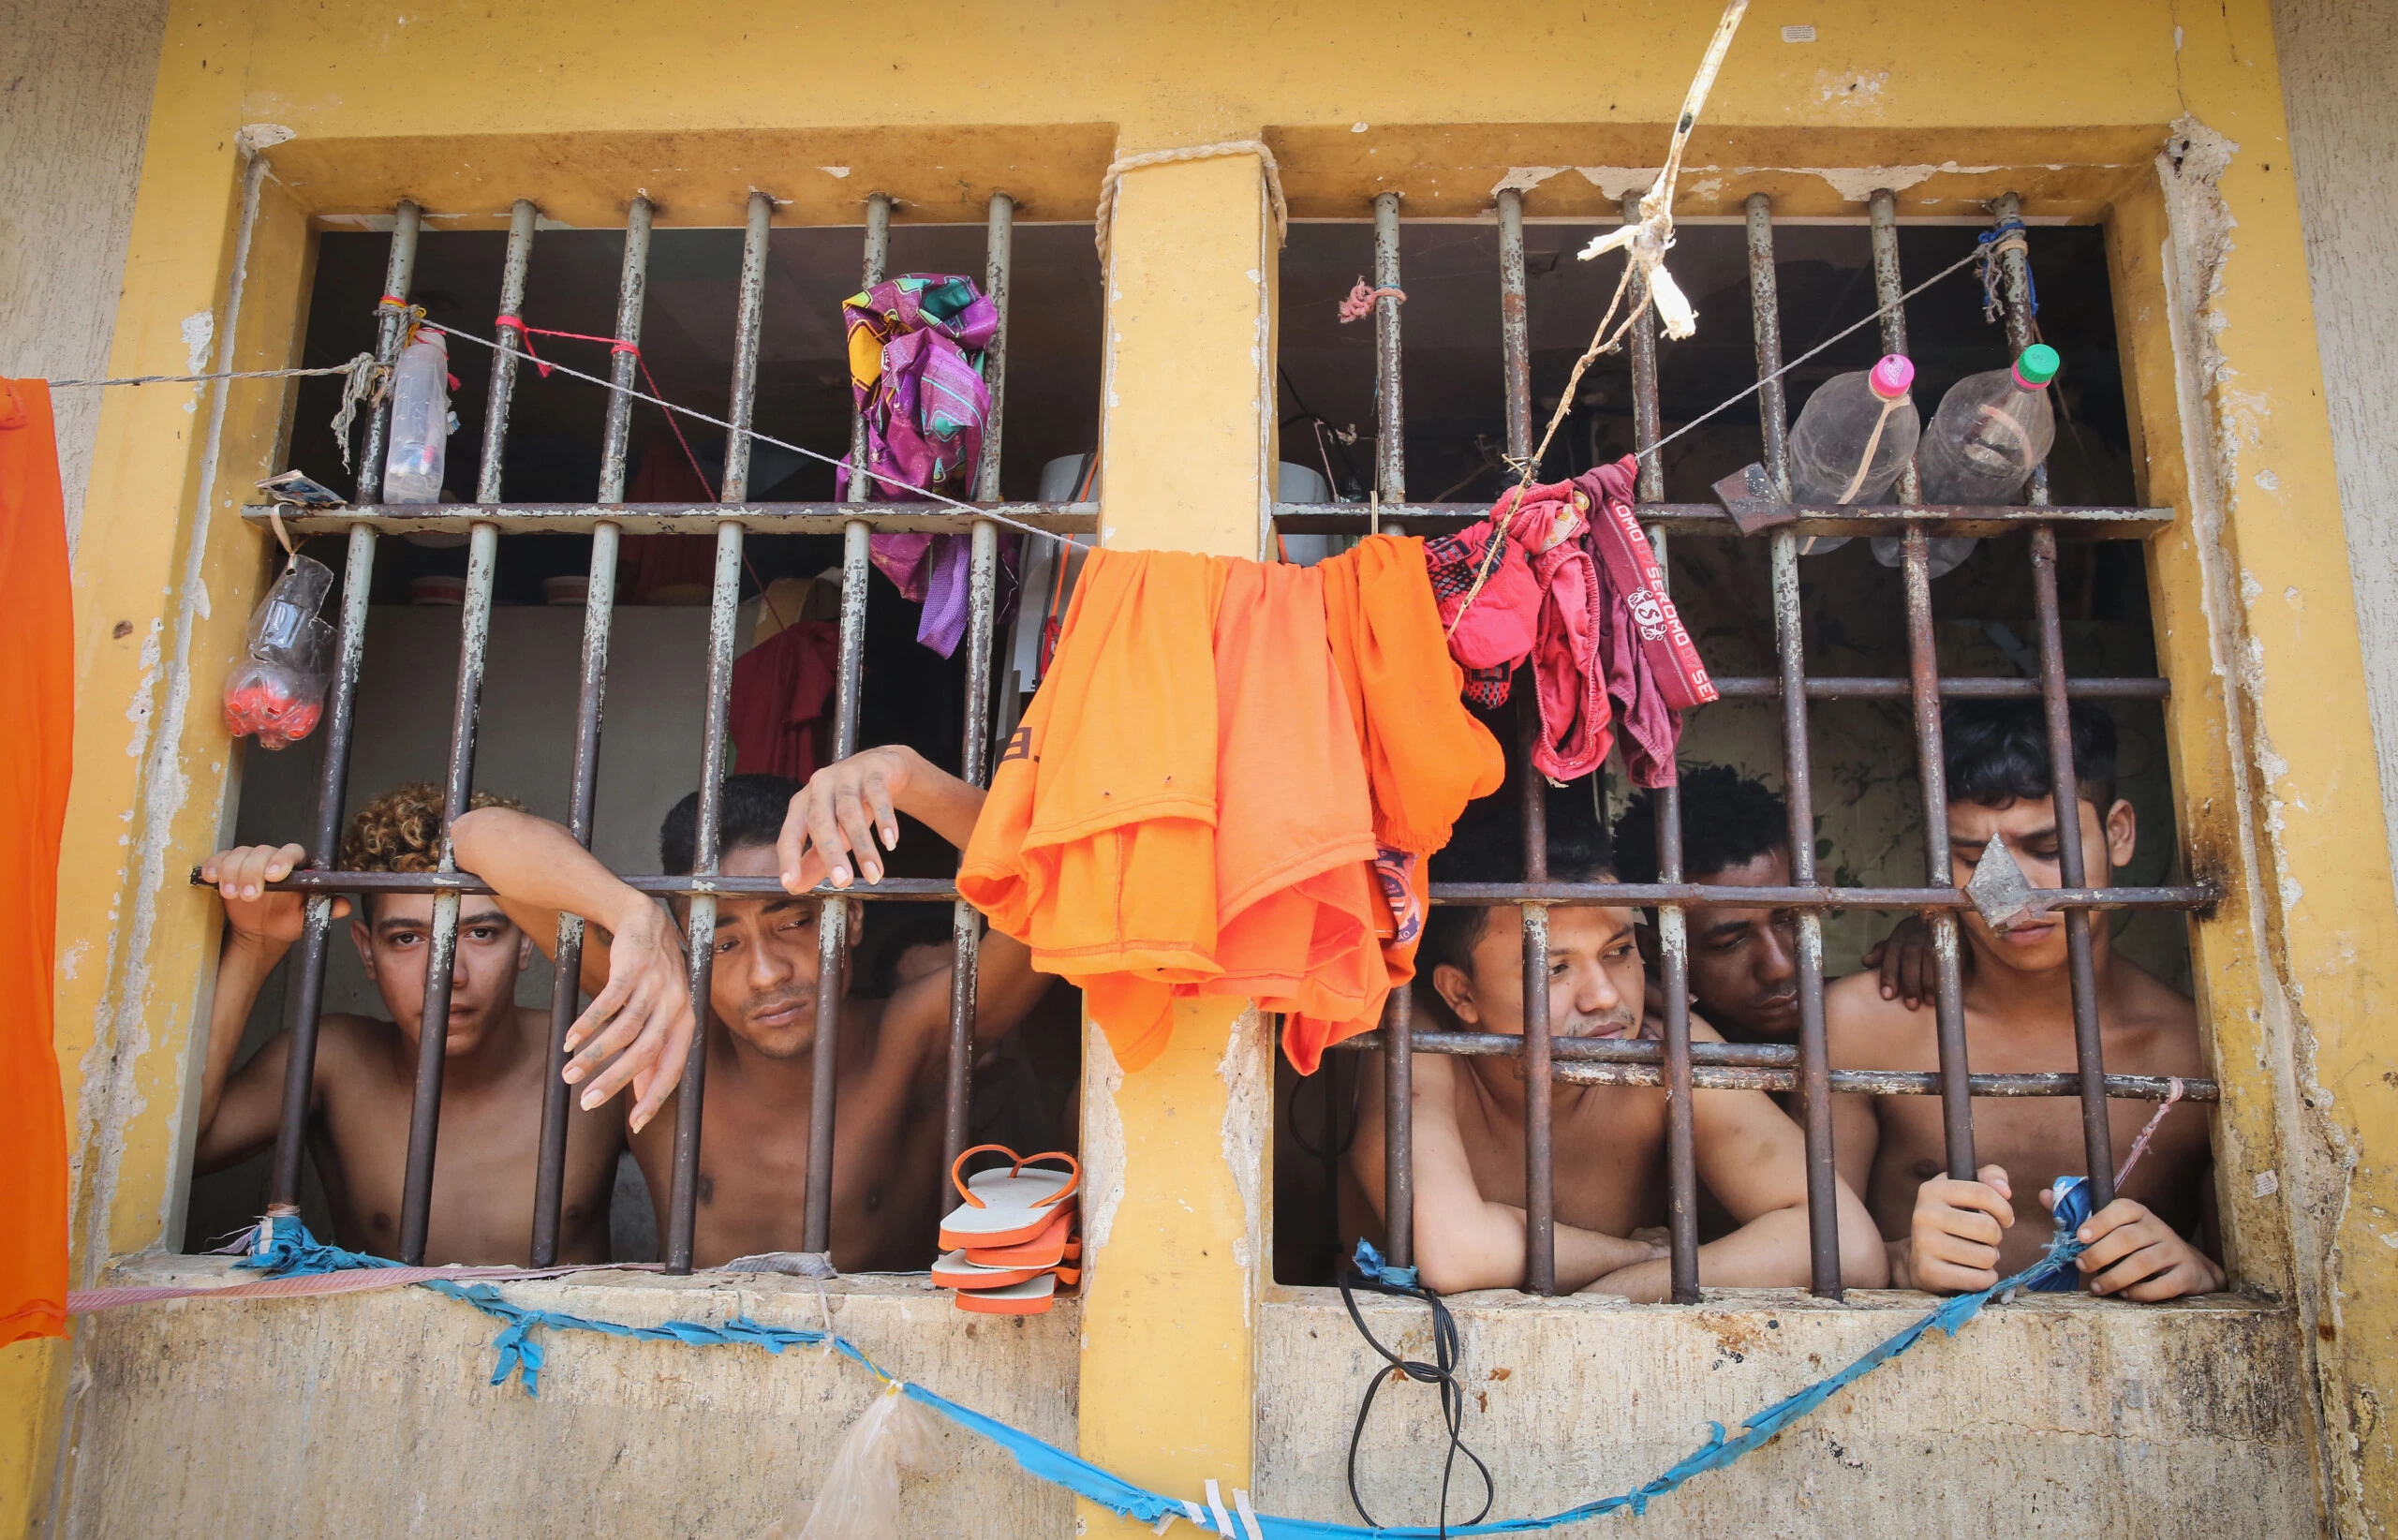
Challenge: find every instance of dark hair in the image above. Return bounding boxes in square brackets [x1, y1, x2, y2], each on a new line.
[1942, 701, 2117, 812]
[1614, 763, 1789, 885]
[659, 774, 803, 877]
[1418, 780, 1615, 982]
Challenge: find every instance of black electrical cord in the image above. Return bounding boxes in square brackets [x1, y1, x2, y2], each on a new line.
[1338, 1257, 1495, 1538]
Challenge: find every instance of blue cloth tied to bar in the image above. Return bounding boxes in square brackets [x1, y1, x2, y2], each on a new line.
[240, 1213, 2089, 1536]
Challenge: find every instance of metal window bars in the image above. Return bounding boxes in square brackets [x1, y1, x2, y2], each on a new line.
[1284, 188, 2219, 1303]
[230, 191, 1094, 1273]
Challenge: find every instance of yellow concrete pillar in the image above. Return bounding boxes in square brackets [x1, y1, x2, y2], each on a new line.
[1075, 147, 1278, 1532]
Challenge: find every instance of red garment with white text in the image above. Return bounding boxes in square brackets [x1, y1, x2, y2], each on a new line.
[1575, 457, 1717, 786]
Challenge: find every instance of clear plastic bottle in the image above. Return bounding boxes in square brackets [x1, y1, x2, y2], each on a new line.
[1915, 343, 2060, 505]
[1788, 354, 1919, 556]
[381, 330, 451, 504]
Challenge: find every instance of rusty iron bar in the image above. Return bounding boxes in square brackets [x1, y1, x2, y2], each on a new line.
[666, 525, 745, 1273]
[806, 199, 885, 1256]
[1705, 675, 2167, 701]
[353, 200, 422, 505]
[663, 193, 774, 1275]
[394, 516, 499, 1265]
[266, 202, 418, 1212]
[229, 868, 2216, 915]
[244, 502, 1098, 538]
[1873, 188, 1977, 1184]
[1379, 980, 1416, 1269]
[1518, 896, 1556, 1296]
[1497, 188, 1532, 467]
[940, 192, 1013, 1179]
[1750, 193, 1843, 1299]
[1266, 502, 2167, 539]
[1373, 191, 1406, 500]
[475, 200, 539, 504]
[1991, 191, 2048, 506]
[2032, 525, 2118, 1211]
[530, 193, 652, 1266]
[1621, 189, 1700, 1305]
[597, 198, 656, 503]
[1553, 1062, 2213, 1099]
[1335, 1030, 2216, 1102]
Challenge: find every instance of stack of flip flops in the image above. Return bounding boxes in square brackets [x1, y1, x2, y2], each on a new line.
[933, 1145, 1079, 1315]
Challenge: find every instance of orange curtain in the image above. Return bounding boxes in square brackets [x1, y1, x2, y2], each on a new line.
[0, 379, 74, 1344]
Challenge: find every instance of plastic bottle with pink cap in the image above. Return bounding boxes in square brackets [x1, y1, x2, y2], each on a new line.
[1784, 352, 1920, 555]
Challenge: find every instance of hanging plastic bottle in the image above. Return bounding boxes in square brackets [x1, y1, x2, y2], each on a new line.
[1915, 343, 2060, 505]
[222, 553, 336, 749]
[381, 328, 451, 504]
[1787, 354, 1919, 556]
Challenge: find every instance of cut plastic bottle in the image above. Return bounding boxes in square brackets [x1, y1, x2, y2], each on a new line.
[1871, 343, 2061, 578]
[380, 329, 451, 504]
[1788, 354, 1919, 556]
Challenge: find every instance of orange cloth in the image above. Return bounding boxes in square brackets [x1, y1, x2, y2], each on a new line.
[1285, 536, 1506, 1072]
[961, 551, 1389, 1071]
[1319, 536, 1506, 853]
[0, 380, 73, 1344]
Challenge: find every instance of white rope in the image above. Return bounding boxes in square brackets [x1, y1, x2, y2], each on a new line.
[46, 355, 376, 390]
[1574, 0, 1752, 339]
[1094, 140, 1288, 270]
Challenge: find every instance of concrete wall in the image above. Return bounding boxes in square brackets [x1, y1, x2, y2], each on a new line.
[1260, 1290, 2317, 1535]
[65, 1261, 1078, 1539]
[2274, 0, 2398, 910]
[0, 0, 169, 547]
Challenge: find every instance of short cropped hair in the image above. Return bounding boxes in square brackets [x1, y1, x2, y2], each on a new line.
[659, 773, 803, 877]
[342, 782, 522, 917]
[1942, 700, 2117, 812]
[1614, 764, 1789, 885]
[1419, 780, 1615, 983]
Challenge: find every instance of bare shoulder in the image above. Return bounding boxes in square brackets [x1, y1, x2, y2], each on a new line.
[2109, 956, 2207, 1074]
[1825, 970, 1932, 1067]
[309, 1012, 397, 1073]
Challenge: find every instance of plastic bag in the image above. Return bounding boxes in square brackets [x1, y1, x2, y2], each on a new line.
[761, 1383, 940, 1540]
[223, 554, 336, 749]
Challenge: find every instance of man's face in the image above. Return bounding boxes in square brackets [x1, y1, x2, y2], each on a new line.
[695, 841, 839, 1059]
[1947, 794, 2137, 972]
[351, 895, 531, 1054]
[1683, 846, 1800, 1041]
[1432, 902, 1647, 1044]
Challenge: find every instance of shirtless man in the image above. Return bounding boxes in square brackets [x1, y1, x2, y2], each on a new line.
[1828, 702, 2219, 1299]
[451, 749, 1054, 1271]
[1346, 796, 1886, 1298]
[1614, 765, 1800, 1044]
[196, 784, 622, 1265]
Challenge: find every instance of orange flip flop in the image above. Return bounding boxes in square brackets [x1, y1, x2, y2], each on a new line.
[939, 1145, 1079, 1251]
[955, 1273, 1058, 1315]
[932, 1251, 1049, 1291]
[962, 1207, 1073, 1269]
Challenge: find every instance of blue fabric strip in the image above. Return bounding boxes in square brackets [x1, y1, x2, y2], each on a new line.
[240, 1218, 2085, 1536]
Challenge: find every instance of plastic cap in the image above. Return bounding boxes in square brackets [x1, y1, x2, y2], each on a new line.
[2012, 343, 2060, 389]
[1868, 355, 1916, 400]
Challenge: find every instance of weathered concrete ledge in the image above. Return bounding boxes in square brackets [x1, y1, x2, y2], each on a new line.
[1257, 1286, 2317, 1536]
[62, 1256, 1079, 1538]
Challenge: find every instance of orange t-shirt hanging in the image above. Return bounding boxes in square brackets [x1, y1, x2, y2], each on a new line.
[0, 379, 74, 1345]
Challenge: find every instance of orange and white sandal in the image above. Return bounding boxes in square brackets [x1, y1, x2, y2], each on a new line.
[954, 1273, 1058, 1316]
[938, 1145, 1079, 1252]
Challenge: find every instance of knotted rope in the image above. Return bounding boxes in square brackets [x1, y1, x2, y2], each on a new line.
[1338, 279, 1406, 324]
[1094, 140, 1289, 270]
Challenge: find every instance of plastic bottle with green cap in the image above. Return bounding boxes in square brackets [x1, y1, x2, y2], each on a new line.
[1916, 342, 2062, 507]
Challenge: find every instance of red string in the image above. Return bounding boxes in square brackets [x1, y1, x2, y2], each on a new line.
[493, 316, 717, 501]
[492, 311, 791, 629]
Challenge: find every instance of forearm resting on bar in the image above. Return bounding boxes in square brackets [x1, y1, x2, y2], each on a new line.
[1419, 1204, 1663, 1295]
[451, 807, 657, 956]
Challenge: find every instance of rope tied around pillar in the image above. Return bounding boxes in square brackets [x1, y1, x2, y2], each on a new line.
[1976, 216, 2039, 327]
[1338, 278, 1407, 323]
[1093, 139, 1289, 271]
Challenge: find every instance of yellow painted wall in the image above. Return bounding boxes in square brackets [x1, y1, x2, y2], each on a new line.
[16, 0, 2392, 1533]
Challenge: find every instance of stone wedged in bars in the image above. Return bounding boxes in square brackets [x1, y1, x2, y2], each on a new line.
[1712, 462, 1797, 535]
[1965, 833, 2044, 932]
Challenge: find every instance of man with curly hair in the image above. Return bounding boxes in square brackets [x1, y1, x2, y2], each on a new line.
[197, 784, 623, 1265]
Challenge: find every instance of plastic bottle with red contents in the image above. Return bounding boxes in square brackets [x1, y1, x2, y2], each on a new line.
[223, 554, 335, 749]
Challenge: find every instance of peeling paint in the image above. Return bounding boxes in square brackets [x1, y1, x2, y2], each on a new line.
[1079, 1020, 1126, 1255]
[1574, 166, 1664, 200]
[178, 309, 214, 377]
[1217, 1010, 1269, 1328]
[1491, 166, 1565, 198]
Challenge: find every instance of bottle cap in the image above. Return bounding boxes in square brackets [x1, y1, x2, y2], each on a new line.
[2012, 343, 2060, 389]
[1868, 355, 1916, 400]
